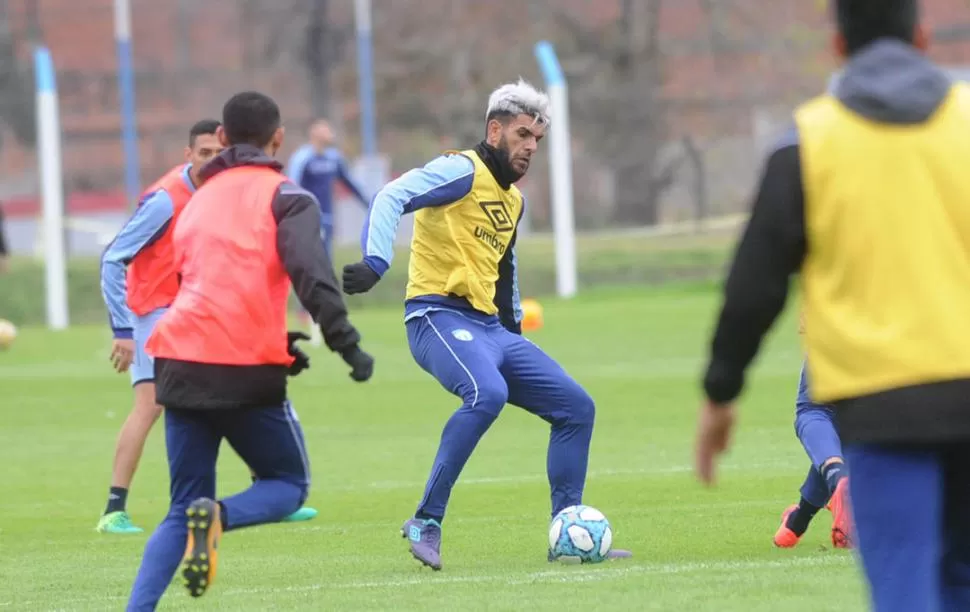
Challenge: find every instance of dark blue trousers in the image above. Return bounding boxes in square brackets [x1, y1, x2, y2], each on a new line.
[406, 310, 596, 521]
[845, 443, 970, 612]
[794, 362, 843, 506]
[126, 402, 310, 611]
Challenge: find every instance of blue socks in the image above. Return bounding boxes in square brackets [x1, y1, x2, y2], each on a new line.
[821, 460, 848, 496]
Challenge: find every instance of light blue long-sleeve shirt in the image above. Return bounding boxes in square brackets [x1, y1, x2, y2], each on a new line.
[286, 144, 368, 224]
[100, 191, 176, 338]
[361, 153, 476, 276]
[360, 151, 523, 330]
[100, 165, 196, 338]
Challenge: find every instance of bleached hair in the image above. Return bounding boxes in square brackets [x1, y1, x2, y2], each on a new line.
[485, 78, 551, 128]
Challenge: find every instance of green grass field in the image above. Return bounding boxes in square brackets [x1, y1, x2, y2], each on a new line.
[0, 284, 868, 611]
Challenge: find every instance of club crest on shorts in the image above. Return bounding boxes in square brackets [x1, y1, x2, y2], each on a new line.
[451, 329, 474, 342]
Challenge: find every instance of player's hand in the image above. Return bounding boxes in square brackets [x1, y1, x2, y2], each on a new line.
[341, 345, 374, 382]
[286, 331, 312, 377]
[342, 261, 380, 295]
[694, 399, 737, 486]
[110, 338, 136, 373]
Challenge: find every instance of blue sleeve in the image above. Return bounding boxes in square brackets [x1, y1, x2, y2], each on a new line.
[99, 190, 175, 338]
[335, 154, 369, 206]
[360, 153, 475, 276]
[286, 145, 312, 186]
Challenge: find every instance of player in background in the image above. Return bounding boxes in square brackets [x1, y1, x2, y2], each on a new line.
[342, 79, 632, 570]
[286, 120, 370, 346]
[128, 91, 373, 608]
[773, 340, 852, 546]
[98, 120, 317, 534]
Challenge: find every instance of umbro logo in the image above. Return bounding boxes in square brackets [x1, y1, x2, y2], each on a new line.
[479, 201, 515, 233]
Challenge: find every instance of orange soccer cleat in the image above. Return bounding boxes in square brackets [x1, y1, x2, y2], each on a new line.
[773, 504, 802, 548]
[827, 478, 853, 549]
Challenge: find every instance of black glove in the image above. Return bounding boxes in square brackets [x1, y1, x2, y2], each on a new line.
[286, 331, 311, 377]
[342, 261, 381, 295]
[341, 345, 374, 382]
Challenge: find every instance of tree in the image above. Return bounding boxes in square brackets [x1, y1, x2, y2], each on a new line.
[551, 0, 673, 225]
[304, 0, 336, 119]
[0, 0, 36, 147]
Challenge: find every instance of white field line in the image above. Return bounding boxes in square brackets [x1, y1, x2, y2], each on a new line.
[1, 554, 852, 609]
[0, 459, 804, 512]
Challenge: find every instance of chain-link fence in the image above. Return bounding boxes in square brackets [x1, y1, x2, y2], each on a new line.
[3, 0, 970, 321]
[4, 0, 970, 228]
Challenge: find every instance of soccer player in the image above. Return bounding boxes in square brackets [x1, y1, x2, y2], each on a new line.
[342, 79, 631, 570]
[286, 119, 369, 258]
[773, 361, 851, 549]
[287, 120, 370, 346]
[98, 120, 317, 534]
[127, 91, 374, 609]
[696, 1, 970, 610]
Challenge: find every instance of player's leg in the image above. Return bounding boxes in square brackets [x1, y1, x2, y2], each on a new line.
[174, 400, 310, 600]
[494, 329, 631, 560]
[779, 363, 850, 547]
[127, 407, 220, 610]
[942, 442, 970, 611]
[244, 467, 317, 523]
[402, 311, 506, 570]
[98, 310, 166, 534]
[216, 400, 310, 530]
[775, 465, 829, 547]
[844, 443, 943, 612]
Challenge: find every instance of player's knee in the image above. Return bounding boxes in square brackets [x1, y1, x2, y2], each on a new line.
[566, 385, 596, 426]
[471, 383, 508, 418]
[133, 384, 162, 421]
[289, 481, 309, 512]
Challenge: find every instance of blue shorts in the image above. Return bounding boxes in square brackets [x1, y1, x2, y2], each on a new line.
[131, 307, 167, 386]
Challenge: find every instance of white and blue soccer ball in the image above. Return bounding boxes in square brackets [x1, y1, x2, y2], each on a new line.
[548, 504, 612, 564]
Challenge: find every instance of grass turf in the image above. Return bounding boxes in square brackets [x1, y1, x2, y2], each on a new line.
[0, 284, 867, 611]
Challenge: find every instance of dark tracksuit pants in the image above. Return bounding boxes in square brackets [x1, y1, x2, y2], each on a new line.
[406, 309, 596, 521]
[844, 442, 970, 612]
[126, 402, 310, 611]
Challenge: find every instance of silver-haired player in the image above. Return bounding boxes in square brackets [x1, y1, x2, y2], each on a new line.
[341, 79, 633, 569]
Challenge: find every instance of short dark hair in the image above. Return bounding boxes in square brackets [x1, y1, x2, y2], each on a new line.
[188, 119, 220, 147]
[221, 91, 281, 148]
[835, 0, 919, 55]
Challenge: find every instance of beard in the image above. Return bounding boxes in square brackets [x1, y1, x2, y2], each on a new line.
[497, 135, 527, 181]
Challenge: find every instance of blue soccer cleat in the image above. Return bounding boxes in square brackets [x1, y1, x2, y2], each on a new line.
[401, 517, 442, 570]
[96, 511, 144, 534]
[280, 506, 318, 523]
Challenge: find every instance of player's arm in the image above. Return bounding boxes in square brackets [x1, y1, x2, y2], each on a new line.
[494, 207, 525, 334]
[99, 190, 175, 338]
[272, 182, 361, 354]
[342, 154, 475, 297]
[703, 130, 806, 404]
[335, 153, 370, 207]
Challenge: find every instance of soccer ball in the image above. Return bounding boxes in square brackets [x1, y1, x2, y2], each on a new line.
[548, 504, 613, 564]
[0, 319, 16, 350]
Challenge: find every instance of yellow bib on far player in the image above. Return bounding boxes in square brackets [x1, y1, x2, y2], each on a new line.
[796, 85, 970, 402]
[406, 149, 523, 315]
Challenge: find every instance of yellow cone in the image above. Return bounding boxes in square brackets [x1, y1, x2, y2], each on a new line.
[521, 298, 544, 332]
